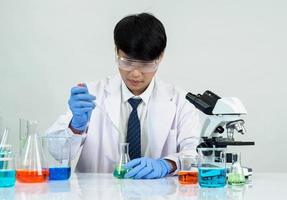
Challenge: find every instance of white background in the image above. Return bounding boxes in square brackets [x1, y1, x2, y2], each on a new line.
[0, 0, 286, 172]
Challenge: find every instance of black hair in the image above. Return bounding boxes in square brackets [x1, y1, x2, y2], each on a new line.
[114, 13, 167, 61]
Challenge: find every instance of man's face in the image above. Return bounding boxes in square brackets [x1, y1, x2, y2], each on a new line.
[117, 49, 162, 95]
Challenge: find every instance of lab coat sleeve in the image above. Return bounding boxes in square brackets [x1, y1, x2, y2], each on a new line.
[45, 110, 87, 160]
[163, 101, 201, 175]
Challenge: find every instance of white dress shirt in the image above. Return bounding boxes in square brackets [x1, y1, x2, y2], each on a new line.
[119, 78, 155, 157]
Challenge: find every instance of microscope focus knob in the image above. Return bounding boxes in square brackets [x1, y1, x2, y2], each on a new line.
[215, 126, 224, 133]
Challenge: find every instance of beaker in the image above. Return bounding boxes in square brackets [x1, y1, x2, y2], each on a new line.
[42, 135, 72, 180]
[113, 143, 130, 179]
[178, 154, 198, 184]
[16, 120, 49, 183]
[228, 153, 245, 186]
[0, 128, 12, 170]
[0, 151, 16, 187]
[197, 148, 226, 188]
[0, 144, 12, 170]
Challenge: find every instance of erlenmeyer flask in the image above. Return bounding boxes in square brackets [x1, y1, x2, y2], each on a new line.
[16, 120, 49, 183]
[228, 153, 245, 186]
[19, 118, 29, 155]
[113, 143, 130, 179]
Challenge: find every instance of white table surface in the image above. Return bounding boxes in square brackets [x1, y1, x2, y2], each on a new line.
[0, 173, 287, 200]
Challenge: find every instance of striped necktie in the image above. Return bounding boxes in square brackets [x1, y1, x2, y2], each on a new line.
[127, 98, 142, 160]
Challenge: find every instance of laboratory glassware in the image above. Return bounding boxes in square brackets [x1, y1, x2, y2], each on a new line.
[113, 143, 130, 179]
[198, 148, 226, 188]
[228, 153, 245, 186]
[16, 120, 49, 183]
[0, 151, 16, 187]
[0, 128, 11, 170]
[178, 154, 198, 184]
[19, 118, 29, 155]
[0, 128, 9, 149]
[42, 135, 72, 180]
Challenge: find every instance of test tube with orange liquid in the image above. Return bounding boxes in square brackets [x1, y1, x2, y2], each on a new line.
[178, 154, 198, 184]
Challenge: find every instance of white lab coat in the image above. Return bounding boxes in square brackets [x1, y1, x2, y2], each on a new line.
[46, 74, 201, 173]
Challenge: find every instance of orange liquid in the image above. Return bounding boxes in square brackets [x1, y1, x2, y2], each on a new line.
[178, 171, 198, 184]
[16, 169, 49, 183]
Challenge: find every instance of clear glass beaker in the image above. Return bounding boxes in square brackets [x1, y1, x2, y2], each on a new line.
[113, 143, 130, 179]
[0, 151, 16, 187]
[178, 154, 198, 184]
[16, 120, 49, 183]
[0, 144, 12, 170]
[228, 153, 245, 186]
[42, 136, 71, 180]
[198, 148, 227, 188]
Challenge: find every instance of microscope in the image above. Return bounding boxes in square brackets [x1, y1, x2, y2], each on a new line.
[186, 90, 255, 178]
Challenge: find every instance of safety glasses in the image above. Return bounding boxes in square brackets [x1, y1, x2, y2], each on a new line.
[116, 54, 159, 73]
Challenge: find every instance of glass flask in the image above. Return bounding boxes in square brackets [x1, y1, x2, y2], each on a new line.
[16, 120, 49, 183]
[0, 151, 16, 187]
[19, 118, 29, 155]
[198, 148, 227, 188]
[228, 153, 245, 186]
[113, 143, 130, 179]
[178, 154, 198, 184]
[42, 135, 72, 180]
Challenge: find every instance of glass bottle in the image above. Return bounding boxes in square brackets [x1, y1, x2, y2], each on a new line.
[16, 120, 49, 183]
[228, 153, 245, 186]
[113, 143, 130, 179]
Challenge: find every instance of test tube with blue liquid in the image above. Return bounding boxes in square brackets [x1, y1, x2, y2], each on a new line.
[42, 135, 72, 180]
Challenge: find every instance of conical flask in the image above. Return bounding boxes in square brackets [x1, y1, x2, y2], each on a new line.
[19, 118, 29, 155]
[228, 153, 245, 186]
[16, 120, 49, 183]
[113, 143, 130, 179]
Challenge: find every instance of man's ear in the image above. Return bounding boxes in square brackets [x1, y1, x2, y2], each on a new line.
[158, 51, 164, 63]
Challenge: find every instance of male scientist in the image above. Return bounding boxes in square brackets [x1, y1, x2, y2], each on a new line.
[47, 13, 201, 179]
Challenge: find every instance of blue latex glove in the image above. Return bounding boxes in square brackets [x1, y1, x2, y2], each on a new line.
[124, 157, 172, 179]
[68, 84, 96, 131]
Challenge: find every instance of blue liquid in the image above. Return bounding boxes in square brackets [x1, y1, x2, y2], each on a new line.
[0, 170, 16, 187]
[49, 167, 71, 180]
[199, 168, 226, 188]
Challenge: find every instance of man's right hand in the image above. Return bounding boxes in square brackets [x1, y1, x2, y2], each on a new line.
[68, 84, 96, 132]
